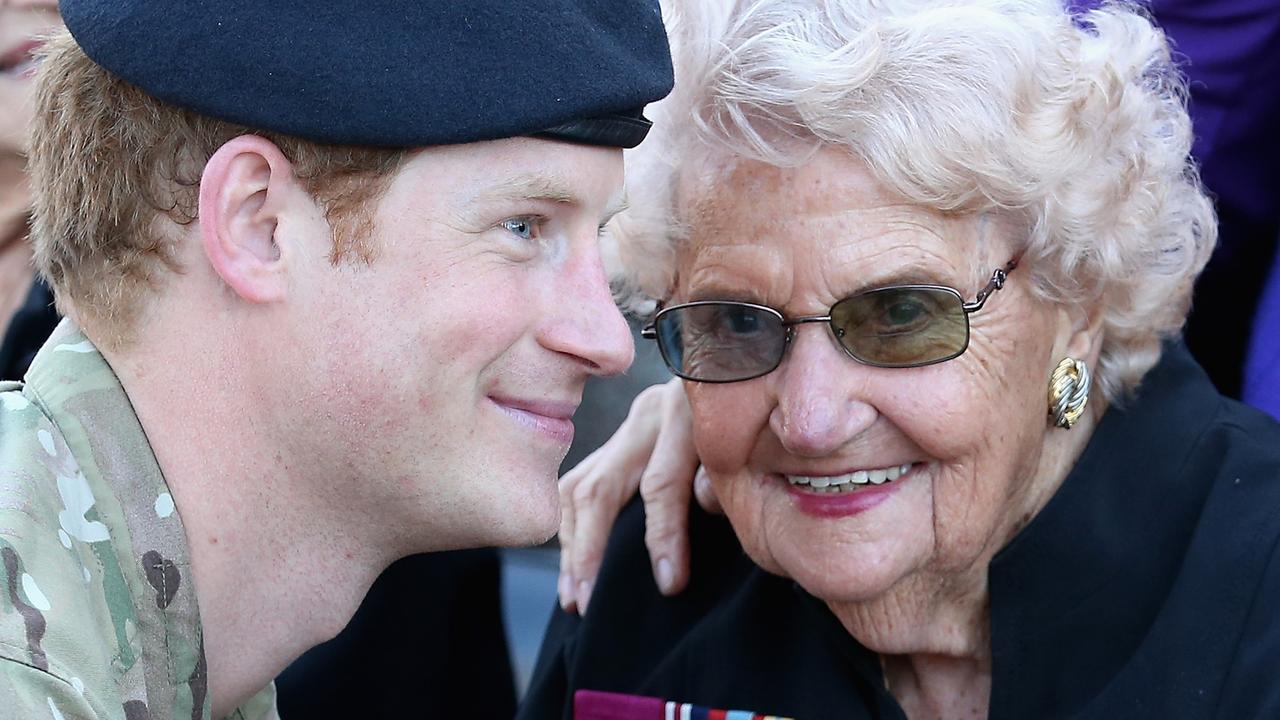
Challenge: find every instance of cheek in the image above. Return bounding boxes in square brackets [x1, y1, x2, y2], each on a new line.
[385, 251, 535, 360]
[687, 384, 785, 568]
[898, 325, 1056, 563]
[687, 382, 771, 474]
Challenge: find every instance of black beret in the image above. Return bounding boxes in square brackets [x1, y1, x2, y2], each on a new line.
[58, 0, 674, 149]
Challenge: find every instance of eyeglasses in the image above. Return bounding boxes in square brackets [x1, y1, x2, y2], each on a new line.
[641, 259, 1018, 383]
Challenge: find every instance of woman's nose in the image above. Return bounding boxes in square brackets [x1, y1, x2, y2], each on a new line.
[768, 325, 877, 456]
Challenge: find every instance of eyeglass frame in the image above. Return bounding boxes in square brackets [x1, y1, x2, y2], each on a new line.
[640, 258, 1020, 383]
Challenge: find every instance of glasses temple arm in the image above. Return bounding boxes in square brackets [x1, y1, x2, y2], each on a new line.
[640, 302, 665, 339]
[962, 257, 1019, 313]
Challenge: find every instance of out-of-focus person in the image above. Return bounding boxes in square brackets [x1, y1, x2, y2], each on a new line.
[0, 0, 60, 379]
[523, 1, 1280, 717]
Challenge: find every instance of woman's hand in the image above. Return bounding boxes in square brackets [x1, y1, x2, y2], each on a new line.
[557, 377, 716, 613]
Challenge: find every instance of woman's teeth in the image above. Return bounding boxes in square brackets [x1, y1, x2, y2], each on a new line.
[786, 463, 913, 493]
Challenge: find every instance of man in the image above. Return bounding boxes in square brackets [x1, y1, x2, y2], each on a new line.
[4, 4, 524, 717]
[0, 1, 672, 718]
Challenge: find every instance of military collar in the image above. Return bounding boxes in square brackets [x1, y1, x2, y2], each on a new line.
[24, 320, 216, 717]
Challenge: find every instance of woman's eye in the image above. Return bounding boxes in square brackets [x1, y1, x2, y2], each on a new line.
[500, 217, 537, 240]
[886, 300, 924, 326]
[712, 306, 764, 337]
[726, 308, 760, 334]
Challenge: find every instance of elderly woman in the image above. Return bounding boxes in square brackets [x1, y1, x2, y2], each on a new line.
[522, 0, 1280, 717]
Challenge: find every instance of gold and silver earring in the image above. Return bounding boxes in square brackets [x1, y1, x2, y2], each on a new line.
[1048, 357, 1091, 429]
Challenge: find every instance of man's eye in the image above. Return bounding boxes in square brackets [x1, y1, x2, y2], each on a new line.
[500, 217, 538, 240]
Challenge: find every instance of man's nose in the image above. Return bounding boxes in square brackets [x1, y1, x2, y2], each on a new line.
[538, 242, 635, 377]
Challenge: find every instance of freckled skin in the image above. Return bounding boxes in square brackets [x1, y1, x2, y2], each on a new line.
[675, 149, 1102, 715]
[275, 138, 634, 554]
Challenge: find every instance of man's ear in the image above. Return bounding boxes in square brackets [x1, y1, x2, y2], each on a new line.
[198, 135, 304, 303]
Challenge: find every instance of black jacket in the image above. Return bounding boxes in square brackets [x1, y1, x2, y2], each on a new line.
[521, 343, 1280, 719]
[0, 279, 58, 382]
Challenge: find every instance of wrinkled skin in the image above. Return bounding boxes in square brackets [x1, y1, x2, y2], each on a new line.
[675, 151, 1096, 640]
[557, 148, 1104, 716]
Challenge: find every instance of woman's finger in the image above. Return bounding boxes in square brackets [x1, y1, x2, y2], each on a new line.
[565, 456, 634, 613]
[556, 453, 594, 612]
[692, 464, 721, 514]
[557, 383, 667, 612]
[640, 378, 700, 596]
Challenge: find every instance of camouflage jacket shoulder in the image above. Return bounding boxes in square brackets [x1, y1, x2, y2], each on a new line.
[0, 320, 276, 720]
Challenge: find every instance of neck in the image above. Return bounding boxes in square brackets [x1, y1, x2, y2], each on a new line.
[883, 653, 991, 720]
[830, 401, 1104, 719]
[103, 327, 394, 718]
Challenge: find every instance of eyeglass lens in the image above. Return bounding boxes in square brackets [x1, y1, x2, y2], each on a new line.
[654, 286, 970, 382]
[655, 303, 787, 382]
[831, 286, 968, 368]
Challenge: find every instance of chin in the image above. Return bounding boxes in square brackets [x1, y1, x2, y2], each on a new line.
[502, 503, 561, 546]
[481, 515, 559, 548]
[789, 564, 907, 607]
[745, 533, 920, 606]
[476, 480, 562, 548]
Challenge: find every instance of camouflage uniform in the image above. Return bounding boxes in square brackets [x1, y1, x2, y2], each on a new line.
[0, 320, 277, 720]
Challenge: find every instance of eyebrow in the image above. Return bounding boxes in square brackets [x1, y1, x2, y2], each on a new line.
[475, 173, 577, 204]
[470, 172, 627, 222]
[854, 269, 956, 293]
[683, 267, 962, 306]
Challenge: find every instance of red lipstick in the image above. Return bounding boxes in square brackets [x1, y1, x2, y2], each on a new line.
[782, 465, 915, 518]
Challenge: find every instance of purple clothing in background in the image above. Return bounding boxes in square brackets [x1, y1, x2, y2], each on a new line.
[1155, 0, 1280, 227]
[1071, 0, 1280, 417]
[1154, 0, 1280, 419]
[1247, 245, 1280, 416]
[1071, 0, 1280, 225]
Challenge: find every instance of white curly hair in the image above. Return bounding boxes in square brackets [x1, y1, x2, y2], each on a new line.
[610, 0, 1216, 400]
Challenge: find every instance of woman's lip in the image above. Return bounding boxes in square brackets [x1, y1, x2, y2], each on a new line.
[488, 396, 578, 445]
[776, 464, 916, 518]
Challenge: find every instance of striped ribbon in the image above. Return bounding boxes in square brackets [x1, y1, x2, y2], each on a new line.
[573, 689, 794, 720]
[663, 701, 791, 720]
